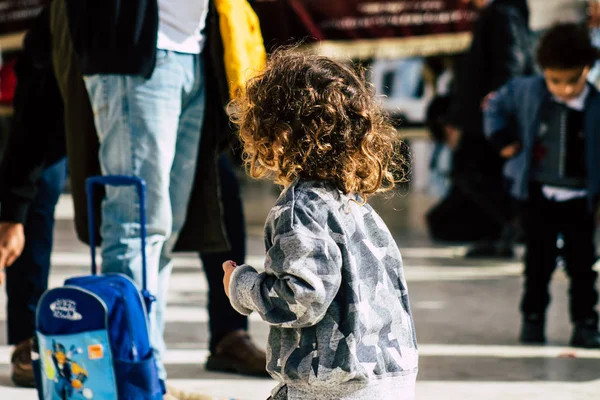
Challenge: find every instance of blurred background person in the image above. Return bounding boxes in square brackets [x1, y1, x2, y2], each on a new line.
[429, 0, 534, 258]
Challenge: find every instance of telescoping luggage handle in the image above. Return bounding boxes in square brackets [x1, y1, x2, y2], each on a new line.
[85, 175, 156, 312]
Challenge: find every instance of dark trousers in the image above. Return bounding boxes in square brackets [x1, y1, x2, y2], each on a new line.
[520, 186, 599, 324]
[426, 182, 509, 242]
[427, 133, 513, 243]
[200, 156, 248, 352]
[6, 158, 67, 345]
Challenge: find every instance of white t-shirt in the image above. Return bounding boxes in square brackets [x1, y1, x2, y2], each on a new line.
[157, 0, 210, 54]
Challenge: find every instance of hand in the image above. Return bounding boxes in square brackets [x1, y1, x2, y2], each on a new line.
[222, 260, 237, 298]
[589, 1, 600, 28]
[481, 91, 497, 111]
[500, 142, 521, 158]
[444, 125, 462, 150]
[0, 222, 25, 283]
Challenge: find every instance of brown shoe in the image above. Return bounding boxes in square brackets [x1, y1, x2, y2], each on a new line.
[205, 330, 269, 377]
[11, 339, 36, 388]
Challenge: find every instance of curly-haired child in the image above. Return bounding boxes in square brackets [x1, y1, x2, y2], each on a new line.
[221, 49, 419, 400]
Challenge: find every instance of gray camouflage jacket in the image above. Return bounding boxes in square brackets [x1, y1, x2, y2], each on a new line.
[229, 180, 418, 399]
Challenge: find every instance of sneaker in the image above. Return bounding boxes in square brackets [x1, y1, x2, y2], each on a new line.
[520, 314, 546, 344]
[10, 339, 35, 388]
[205, 330, 269, 377]
[570, 320, 600, 349]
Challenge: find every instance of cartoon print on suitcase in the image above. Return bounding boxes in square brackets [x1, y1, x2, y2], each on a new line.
[36, 287, 118, 400]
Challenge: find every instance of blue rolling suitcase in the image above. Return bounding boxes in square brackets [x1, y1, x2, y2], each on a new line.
[33, 176, 164, 400]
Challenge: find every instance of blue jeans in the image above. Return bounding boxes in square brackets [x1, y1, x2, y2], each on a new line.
[83, 50, 205, 379]
[6, 158, 67, 345]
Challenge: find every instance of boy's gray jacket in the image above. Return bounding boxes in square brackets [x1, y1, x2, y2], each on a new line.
[229, 180, 418, 399]
[484, 76, 600, 204]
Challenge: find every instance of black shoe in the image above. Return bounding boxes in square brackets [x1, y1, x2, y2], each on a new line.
[465, 240, 514, 259]
[520, 314, 546, 344]
[570, 320, 600, 349]
[465, 241, 496, 258]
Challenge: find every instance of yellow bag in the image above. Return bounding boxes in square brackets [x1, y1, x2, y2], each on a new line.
[214, 0, 267, 99]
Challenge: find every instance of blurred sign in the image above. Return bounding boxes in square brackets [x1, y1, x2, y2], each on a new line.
[253, 0, 477, 58]
[0, 0, 48, 35]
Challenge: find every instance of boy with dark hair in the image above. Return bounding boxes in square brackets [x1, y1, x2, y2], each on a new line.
[485, 23, 600, 348]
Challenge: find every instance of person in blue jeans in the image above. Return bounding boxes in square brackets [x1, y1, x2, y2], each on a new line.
[0, 4, 266, 392]
[0, 6, 68, 387]
[83, 50, 207, 380]
[71, 0, 267, 383]
[2, 160, 67, 387]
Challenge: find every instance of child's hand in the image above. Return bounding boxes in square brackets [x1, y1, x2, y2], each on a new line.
[500, 142, 521, 158]
[481, 91, 497, 111]
[222, 261, 237, 298]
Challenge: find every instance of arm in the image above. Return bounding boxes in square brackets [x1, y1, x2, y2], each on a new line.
[0, 8, 65, 274]
[228, 216, 342, 328]
[0, 7, 65, 224]
[488, 8, 531, 91]
[483, 80, 521, 156]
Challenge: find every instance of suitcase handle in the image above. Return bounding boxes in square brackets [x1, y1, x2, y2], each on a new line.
[85, 176, 154, 310]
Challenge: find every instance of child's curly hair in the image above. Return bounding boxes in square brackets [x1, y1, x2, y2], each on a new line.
[230, 49, 407, 199]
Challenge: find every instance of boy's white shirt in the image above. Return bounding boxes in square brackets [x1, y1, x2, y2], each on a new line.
[541, 85, 589, 202]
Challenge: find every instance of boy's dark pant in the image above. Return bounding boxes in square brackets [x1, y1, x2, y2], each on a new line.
[521, 186, 599, 324]
[6, 158, 68, 345]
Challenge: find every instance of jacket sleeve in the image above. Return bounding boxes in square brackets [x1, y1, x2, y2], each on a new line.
[229, 212, 342, 328]
[488, 8, 531, 92]
[0, 8, 66, 223]
[483, 80, 520, 152]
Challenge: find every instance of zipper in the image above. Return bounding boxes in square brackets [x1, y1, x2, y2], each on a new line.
[107, 281, 139, 360]
[559, 109, 567, 178]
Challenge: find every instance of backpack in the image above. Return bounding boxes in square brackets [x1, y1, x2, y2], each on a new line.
[33, 176, 164, 400]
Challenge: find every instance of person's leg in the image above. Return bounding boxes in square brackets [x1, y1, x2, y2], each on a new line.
[83, 50, 202, 380]
[6, 157, 67, 386]
[201, 155, 248, 352]
[202, 156, 267, 376]
[425, 186, 492, 242]
[519, 189, 558, 343]
[559, 198, 600, 348]
[155, 54, 206, 370]
[465, 186, 517, 259]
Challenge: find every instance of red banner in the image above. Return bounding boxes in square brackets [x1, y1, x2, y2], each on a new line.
[253, 0, 477, 58]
